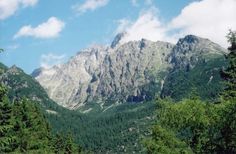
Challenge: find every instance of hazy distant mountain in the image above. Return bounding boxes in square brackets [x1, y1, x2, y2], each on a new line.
[32, 34, 227, 109]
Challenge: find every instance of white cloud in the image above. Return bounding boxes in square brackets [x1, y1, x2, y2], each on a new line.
[116, 0, 236, 48]
[115, 19, 131, 34]
[115, 8, 174, 44]
[14, 17, 65, 39]
[40, 53, 66, 68]
[72, 0, 109, 14]
[0, 0, 38, 20]
[169, 0, 236, 47]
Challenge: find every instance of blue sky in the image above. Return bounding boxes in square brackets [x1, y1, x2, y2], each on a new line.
[0, 0, 236, 74]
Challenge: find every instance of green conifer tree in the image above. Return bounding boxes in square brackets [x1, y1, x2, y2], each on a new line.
[221, 29, 236, 100]
[12, 99, 52, 153]
[64, 132, 78, 154]
[53, 133, 66, 154]
[217, 29, 236, 153]
[0, 85, 15, 152]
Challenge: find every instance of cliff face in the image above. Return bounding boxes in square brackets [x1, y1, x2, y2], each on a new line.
[33, 34, 226, 109]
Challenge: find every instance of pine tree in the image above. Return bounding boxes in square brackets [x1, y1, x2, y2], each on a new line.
[64, 132, 78, 154]
[0, 85, 15, 152]
[217, 30, 236, 153]
[52, 132, 82, 154]
[12, 99, 52, 153]
[221, 29, 236, 100]
[53, 133, 65, 154]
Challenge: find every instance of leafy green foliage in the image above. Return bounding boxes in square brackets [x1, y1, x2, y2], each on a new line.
[144, 125, 192, 154]
[144, 98, 236, 153]
[217, 100, 236, 153]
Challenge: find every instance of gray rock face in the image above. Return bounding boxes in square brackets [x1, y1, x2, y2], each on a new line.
[33, 35, 226, 109]
[169, 35, 226, 71]
[94, 39, 173, 105]
[110, 32, 126, 48]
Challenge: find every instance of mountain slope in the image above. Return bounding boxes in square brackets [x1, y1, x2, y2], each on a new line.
[33, 34, 227, 109]
[0, 63, 59, 110]
[161, 35, 227, 100]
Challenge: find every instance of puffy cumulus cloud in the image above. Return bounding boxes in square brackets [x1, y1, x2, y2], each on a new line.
[0, 0, 38, 20]
[72, 0, 109, 14]
[14, 17, 65, 39]
[40, 53, 66, 69]
[169, 0, 236, 47]
[115, 8, 174, 44]
[117, 0, 236, 48]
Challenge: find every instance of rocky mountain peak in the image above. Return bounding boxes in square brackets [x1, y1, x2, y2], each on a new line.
[110, 32, 127, 48]
[31, 67, 43, 78]
[8, 65, 23, 75]
[177, 35, 201, 44]
[169, 35, 226, 71]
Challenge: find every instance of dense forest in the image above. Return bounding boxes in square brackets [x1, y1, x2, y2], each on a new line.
[0, 85, 84, 153]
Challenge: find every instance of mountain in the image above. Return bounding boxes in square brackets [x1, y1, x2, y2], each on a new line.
[33, 34, 227, 110]
[33, 38, 174, 109]
[161, 35, 228, 100]
[0, 63, 59, 111]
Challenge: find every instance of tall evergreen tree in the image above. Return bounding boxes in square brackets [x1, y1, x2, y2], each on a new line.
[12, 99, 52, 153]
[221, 29, 236, 100]
[217, 30, 236, 153]
[53, 133, 65, 154]
[0, 86, 15, 153]
[52, 132, 81, 154]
